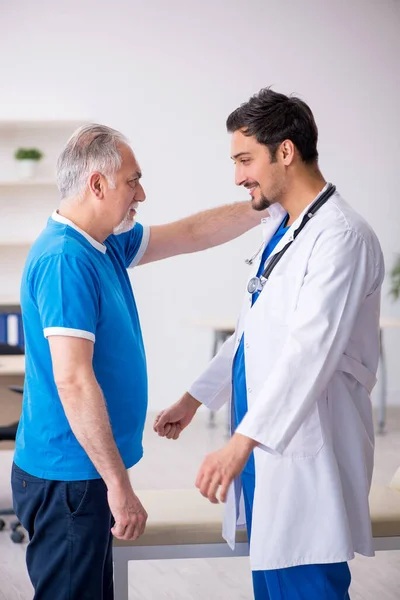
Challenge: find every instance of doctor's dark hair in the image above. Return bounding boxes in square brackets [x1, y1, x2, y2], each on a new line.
[226, 88, 319, 164]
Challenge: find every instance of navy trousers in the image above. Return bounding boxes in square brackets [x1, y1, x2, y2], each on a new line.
[11, 463, 114, 600]
[242, 471, 352, 600]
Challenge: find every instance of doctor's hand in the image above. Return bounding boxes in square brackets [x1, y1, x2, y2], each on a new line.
[196, 433, 257, 504]
[153, 392, 202, 440]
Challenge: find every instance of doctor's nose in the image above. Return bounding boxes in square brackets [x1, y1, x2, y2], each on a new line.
[235, 166, 247, 187]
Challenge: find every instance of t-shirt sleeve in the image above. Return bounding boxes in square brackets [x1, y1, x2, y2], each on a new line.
[30, 254, 100, 342]
[110, 222, 150, 269]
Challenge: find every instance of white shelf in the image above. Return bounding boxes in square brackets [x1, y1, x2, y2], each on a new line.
[0, 297, 21, 306]
[0, 118, 90, 305]
[0, 241, 34, 248]
[0, 355, 25, 376]
[0, 179, 56, 187]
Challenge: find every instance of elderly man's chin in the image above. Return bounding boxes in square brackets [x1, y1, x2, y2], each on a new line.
[113, 215, 136, 236]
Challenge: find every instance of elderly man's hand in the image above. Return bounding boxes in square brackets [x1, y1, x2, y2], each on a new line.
[109, 480, 148, 541]
[195, 433, 257, 503]
[153, 393, 201, 440]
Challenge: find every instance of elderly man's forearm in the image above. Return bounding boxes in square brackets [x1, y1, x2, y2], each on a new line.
[56, 380, 129, 489]
[184, 201, 263, 250]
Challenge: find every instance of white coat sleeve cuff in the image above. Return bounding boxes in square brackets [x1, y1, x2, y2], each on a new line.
[188, 333, 237, 411]
[188, 377, 232, 411]
[235, 417, 283, 455]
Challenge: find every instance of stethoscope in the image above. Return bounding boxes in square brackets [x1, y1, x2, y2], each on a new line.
[245, 242, 265, 266]
[246, 183, 336, 295]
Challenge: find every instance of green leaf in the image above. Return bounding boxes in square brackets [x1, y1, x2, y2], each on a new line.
[14, 148, 44, 161]
[390, 255, 400, 301]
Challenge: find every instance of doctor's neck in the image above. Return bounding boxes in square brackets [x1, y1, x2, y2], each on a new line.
[279, 168, 327, 227]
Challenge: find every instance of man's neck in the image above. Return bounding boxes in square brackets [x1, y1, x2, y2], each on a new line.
[281, 172, 327, 226]
[57, 200, 110, 243]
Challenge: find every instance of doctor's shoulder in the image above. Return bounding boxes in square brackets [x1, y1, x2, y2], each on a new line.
[318, 195, 384, 279]
[324, 195, 381, 250]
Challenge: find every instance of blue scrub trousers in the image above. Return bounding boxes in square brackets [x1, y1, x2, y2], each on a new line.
[242, 472, 351, 600]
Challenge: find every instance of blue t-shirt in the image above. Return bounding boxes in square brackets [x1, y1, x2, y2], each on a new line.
[14, 213, 150, 480]
[233, 217, 289, 474]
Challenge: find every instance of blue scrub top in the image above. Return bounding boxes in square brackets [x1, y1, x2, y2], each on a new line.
[233, 217, 289, 474]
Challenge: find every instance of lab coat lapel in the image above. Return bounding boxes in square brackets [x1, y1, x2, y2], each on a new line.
[260, 204, 287, 244]
[263, 185, 334, 263]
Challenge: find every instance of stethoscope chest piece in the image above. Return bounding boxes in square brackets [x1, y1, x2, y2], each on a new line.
[247, 276, 265, 294]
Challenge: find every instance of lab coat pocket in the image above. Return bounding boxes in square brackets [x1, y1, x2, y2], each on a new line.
[282, 400, 325, 458]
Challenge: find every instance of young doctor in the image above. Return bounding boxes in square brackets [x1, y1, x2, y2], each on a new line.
[154, 88, 385, 599]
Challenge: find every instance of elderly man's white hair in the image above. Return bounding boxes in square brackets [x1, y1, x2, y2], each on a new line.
[56, 124, 130, 201]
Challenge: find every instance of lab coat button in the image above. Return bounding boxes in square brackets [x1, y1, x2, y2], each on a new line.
[247, 387, 252, 393]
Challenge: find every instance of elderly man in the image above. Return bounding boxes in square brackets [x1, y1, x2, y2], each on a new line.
[155, 88, 384, 600]
[11, 124, 262, 600]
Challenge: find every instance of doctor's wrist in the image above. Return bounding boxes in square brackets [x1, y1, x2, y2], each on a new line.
[230, 432, 258, 454]
[181, 392, 202, 412]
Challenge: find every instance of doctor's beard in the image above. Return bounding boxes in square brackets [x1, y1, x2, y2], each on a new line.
[253, 192, 271, 211]
[251, 186, 272, 211]
[244, 182, 272, 211]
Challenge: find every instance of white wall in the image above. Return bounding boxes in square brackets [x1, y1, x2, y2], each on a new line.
[1, 0, 400, 409]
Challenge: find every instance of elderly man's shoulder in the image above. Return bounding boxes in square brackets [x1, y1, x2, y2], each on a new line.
[25, 226, 102, 288]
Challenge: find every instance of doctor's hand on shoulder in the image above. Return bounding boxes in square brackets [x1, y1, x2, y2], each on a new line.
[196, 434, 257, 504]
[153, 392, 202, 440]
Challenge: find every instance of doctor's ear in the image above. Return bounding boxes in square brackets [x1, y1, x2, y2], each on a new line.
[89, 172, 106, 199]
[280, 140, 296, 166]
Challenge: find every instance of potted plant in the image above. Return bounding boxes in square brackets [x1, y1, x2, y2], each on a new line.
[390, 255, 400, 301]
[14, 147, 44, 179]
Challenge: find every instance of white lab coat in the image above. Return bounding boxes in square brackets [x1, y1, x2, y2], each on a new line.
[189, 188, 384, 571]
